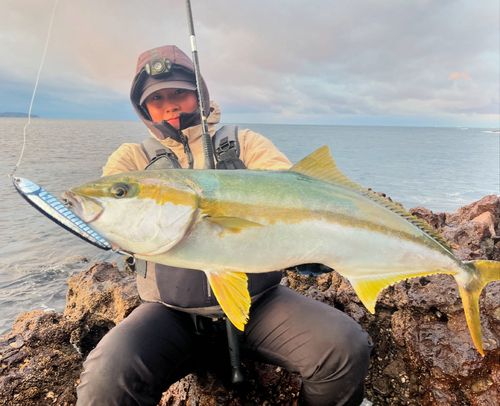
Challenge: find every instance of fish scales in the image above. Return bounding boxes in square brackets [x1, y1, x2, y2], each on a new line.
[63, 146, 500, 354]
[148, 170, 456, 273]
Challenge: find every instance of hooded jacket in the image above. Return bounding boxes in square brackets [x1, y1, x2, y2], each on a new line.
[130, 45, 210, 143]
[103, 46, 292, 315]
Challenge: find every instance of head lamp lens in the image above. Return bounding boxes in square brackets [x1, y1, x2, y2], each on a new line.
[146, 58, 172, 77]
[152, 60, 164, 73]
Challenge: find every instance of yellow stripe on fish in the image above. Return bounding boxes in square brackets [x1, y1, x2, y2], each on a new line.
[200, 198, 434, 247]
[138, 183, 198, 207]
[71, 178, 197, 208]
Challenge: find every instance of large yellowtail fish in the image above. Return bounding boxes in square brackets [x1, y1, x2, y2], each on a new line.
[63, 147, 500, 355]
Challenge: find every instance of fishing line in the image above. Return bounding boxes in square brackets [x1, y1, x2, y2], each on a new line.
[9, 0, 60, 179]
[8, 0, 112, 251]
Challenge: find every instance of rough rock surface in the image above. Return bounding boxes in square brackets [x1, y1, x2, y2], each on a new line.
[0, 263, 141, 406]
[0, 311, 82, 406]
[159, 363, 302, 406]
[1, 195, 500, 405]
[64, 262, 141, 357]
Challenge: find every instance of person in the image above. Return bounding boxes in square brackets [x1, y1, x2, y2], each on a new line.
[76, 45, 373, 406]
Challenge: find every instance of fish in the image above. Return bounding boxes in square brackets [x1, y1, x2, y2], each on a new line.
[62, 146, 500, 355]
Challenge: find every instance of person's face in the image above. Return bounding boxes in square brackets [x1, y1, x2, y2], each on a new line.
[144, 88, 198, 129]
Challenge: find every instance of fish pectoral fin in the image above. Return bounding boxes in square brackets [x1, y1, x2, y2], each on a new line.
[348, 269, 453, 314]
[205, 270, 250, 331]
[205, 216, 265, 232]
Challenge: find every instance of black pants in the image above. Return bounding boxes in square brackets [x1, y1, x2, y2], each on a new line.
[77, 286, 373, 406]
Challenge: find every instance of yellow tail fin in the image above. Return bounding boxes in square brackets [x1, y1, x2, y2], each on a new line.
[458, 260, 500, 355]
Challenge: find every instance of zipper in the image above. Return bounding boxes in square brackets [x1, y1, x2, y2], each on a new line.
[179, 130, 194, 169]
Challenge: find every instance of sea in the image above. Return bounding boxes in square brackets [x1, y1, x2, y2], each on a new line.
[0, 118, 499, 334]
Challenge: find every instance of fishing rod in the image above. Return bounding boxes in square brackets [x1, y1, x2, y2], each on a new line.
[185, 0, 215, 170]
[184, 0, 244, 385]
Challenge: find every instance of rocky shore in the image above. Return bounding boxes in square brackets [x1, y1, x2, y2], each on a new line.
[1, 195, 499, 405]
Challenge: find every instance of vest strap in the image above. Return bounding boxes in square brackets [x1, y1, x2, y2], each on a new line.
[141, 138, 182, 170]
[213, 126, 246, 170]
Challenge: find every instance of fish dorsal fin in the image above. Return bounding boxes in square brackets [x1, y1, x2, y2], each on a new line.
[289, 146, 355, 185]
[290, 146, 453, 252]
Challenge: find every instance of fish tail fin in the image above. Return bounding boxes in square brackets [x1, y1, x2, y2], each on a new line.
[458, 260, 500, 356]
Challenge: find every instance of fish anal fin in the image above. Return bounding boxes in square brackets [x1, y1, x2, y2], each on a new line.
[206, 216, 265, 233]
[205, 271, 250, 331]
[349, 269, 456, 314]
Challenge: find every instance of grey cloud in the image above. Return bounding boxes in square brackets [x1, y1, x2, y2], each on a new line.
[1, 0, 498, 126]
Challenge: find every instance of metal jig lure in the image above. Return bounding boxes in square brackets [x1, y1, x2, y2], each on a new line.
[12, 176, 112, 251]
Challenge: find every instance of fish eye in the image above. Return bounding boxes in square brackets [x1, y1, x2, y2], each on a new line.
[111, 183, 130, 198]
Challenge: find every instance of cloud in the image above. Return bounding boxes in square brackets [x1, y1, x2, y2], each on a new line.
[449, 73, 472, 80]
[0, 0, 498, 126]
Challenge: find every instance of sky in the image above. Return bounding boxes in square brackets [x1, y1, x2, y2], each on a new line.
[1, 0, 499, 127]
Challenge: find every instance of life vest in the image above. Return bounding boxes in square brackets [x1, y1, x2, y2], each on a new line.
[130, 126, 282, 317]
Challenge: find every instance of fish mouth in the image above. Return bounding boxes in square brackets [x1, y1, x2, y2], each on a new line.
[61, 191, 104, 223]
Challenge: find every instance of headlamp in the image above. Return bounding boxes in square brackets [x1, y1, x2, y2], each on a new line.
[145, 58, 173, 78]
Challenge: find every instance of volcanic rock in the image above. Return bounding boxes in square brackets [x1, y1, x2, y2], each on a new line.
[410, 195, 500, 261]
[0, 311, 82, 405]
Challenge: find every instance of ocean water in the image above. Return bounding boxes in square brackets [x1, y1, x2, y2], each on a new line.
[0, 118, 498, 334]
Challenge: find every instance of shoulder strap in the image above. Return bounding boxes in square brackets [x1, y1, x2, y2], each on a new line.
[141, 137, 182, 170]
[212, 126, 246, 170]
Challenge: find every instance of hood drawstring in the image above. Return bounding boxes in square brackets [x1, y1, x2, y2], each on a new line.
[180, 130, 194, 169]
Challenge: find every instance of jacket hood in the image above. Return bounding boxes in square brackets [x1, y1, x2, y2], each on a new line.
[130, 45, 210, 142]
